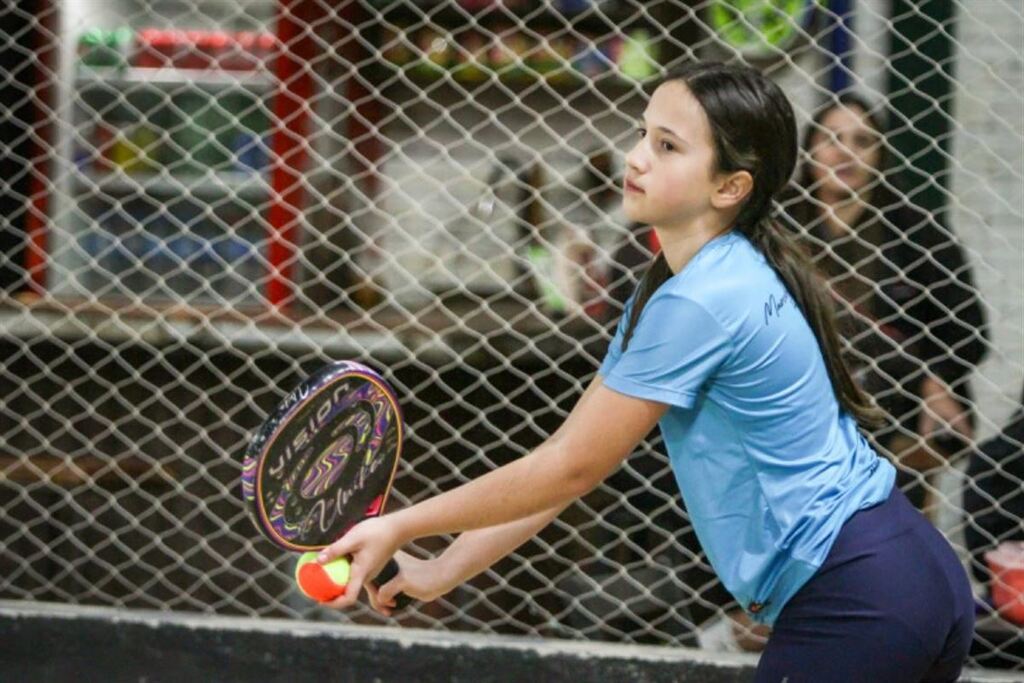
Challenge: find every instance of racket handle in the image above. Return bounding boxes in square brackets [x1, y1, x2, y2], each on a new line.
[373, 557, 413, 610]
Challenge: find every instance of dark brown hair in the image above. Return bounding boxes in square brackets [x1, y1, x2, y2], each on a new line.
[621, 62, 883, 427]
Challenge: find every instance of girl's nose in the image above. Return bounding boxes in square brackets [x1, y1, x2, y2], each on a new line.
[625, 141, 648, 174]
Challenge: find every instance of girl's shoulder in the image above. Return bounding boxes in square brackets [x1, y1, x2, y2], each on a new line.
[659, 234, 776, 320]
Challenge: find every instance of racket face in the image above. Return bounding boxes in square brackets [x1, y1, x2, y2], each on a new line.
[241, 361, 403, 552]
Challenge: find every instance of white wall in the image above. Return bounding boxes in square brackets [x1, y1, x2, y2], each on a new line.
[949, 2, 1024, 435]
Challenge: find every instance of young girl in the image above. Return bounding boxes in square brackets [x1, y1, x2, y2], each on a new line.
[320, 62, 975, 681]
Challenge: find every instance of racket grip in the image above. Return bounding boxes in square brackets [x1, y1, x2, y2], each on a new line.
[373, 557, 413, 610]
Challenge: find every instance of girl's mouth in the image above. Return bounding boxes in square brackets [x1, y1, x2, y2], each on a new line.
[624, 180, 645, 194]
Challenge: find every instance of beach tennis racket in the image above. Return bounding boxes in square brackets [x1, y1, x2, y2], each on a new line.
[241, 360, 410, 608]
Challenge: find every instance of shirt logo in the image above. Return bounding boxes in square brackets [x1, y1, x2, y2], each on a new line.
[763, 292, 791, 326]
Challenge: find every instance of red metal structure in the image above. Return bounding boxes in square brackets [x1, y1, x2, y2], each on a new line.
[25, 0, 388, 311]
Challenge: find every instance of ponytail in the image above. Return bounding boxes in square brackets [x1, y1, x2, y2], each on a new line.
[746, 217, 884, 427]
[621, 251, 672, 352]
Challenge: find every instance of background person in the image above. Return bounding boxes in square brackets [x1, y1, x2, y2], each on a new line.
[783, 93, 989, 516]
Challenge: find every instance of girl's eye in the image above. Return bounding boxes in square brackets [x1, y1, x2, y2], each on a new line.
[637, 127, 647, 138]
[661, 141, 675, 152]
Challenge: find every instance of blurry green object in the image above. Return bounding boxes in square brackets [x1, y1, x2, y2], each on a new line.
[528, 32, 561, 77]
[619, 30, 658, 81]
[452, 31, 488, 83]
[503, 31, 534, 83]
[545, 34, 579, 86]
[78, 26, 134, 69]
[709, 0, 816, 58]
[527, 244, 567, 314]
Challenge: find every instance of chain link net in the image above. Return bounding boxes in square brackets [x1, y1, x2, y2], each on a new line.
[1, 0, 1022, 670]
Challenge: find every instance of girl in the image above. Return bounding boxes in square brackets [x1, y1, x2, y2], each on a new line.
[784, 94, 988, 516]
[320, 63, 975, 682]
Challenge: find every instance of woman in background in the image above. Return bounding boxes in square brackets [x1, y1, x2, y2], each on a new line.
[784, 94, 989, 515]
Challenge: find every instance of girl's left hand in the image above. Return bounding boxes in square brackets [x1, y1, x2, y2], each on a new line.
[318, 515, 403, 610]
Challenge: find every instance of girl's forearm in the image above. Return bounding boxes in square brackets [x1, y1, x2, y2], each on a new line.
[438, 504, 567, 588]
[390, 438, 586, 544]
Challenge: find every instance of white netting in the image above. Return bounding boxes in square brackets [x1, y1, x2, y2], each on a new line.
[1, 0, 1022, 670]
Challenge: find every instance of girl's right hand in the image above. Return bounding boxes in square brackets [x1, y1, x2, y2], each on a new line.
[367, 550, 457, 616]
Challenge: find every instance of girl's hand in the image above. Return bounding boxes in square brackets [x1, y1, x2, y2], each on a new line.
[319, 516, 402, 610]
[367, 550, 458, 617]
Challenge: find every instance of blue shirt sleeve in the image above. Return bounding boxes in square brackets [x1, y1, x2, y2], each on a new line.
[599, 289, 732, 408]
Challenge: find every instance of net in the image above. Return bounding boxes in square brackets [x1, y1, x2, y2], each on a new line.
[1, 0, 1021, 670]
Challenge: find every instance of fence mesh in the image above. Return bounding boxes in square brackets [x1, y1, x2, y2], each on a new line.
[1, 0, 1022, 670]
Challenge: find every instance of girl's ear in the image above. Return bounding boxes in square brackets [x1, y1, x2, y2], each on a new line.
[712, 170, 754, 210]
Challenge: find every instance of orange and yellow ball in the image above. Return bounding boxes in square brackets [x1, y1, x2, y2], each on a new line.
[294, 552, 351, 603]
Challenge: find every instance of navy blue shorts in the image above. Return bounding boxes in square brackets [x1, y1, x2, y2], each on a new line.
[754, 484, 975, 683]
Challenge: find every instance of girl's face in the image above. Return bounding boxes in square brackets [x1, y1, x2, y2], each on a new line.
[808, 105, 882, 197]
[622, 81, 721, 229]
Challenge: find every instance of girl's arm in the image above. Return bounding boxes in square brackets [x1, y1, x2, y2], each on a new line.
[374, 504, 568, 610]
[322, 375, 667, 607]
[372, 381, 603, 608]
[437, 503, 569, 586]
[388, 375, 665, 539]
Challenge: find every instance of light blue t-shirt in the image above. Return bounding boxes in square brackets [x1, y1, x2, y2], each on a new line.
[599, 230, 895, 626]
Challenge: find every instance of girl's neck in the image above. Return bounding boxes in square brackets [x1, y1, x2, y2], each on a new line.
[653, 213, 734, 275]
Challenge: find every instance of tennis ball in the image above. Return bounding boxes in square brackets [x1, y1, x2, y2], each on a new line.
[295, 551, 351, 603]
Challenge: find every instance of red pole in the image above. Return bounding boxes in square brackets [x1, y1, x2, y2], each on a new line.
[23, 0, 58, 295]
[266, 0, 321, 309]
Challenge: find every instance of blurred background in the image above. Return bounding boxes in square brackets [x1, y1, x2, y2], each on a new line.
[0, 0, 1021, 674]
